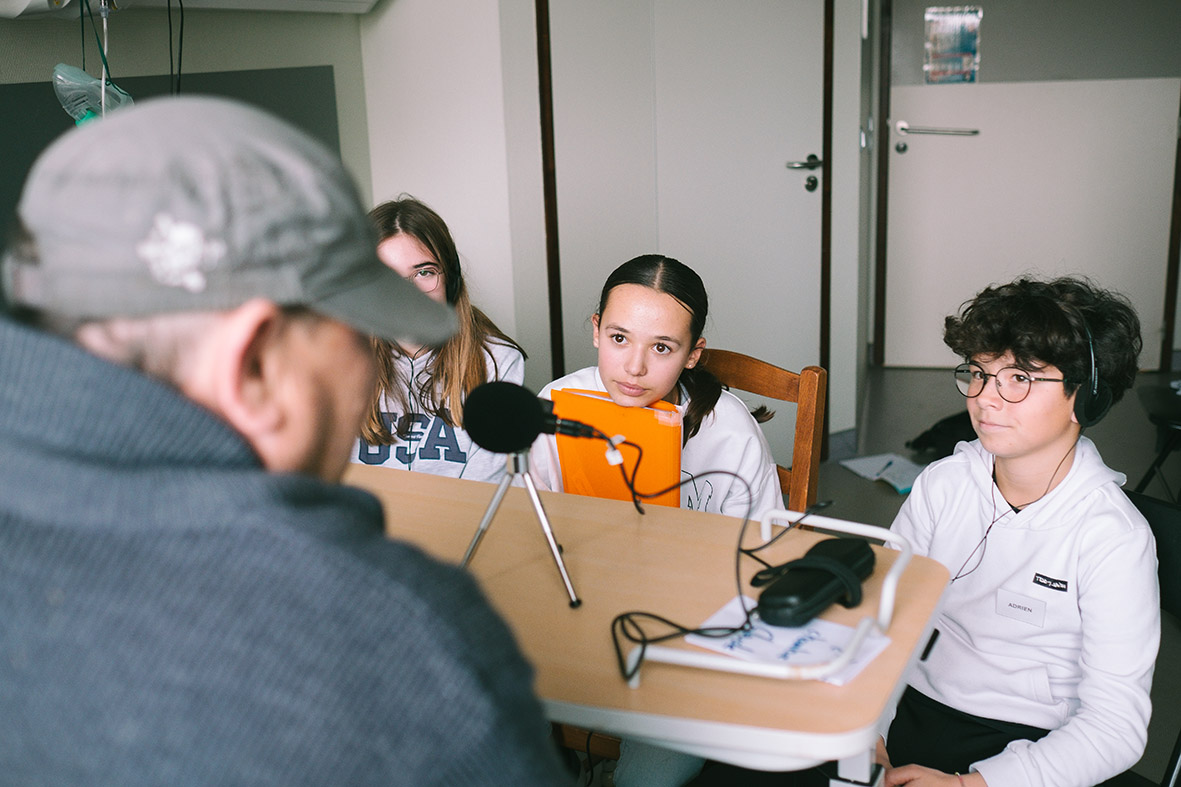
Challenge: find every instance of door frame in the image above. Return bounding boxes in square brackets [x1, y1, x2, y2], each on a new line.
[1162, 82, 1181, 372]
[871, 0, 892, 368]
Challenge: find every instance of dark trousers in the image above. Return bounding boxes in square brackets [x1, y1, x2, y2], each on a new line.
[886, 686, 1050, 773]
[687, 761, 829, 786]
[686, 686, 1050, 786]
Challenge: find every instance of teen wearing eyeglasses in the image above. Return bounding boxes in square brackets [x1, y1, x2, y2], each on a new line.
[880, 277, 1158, 787]
[353, 196, 527, 482]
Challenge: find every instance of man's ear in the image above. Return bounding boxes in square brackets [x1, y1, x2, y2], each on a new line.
[685, 337, 706, 369]
[188, 299, 288, 443]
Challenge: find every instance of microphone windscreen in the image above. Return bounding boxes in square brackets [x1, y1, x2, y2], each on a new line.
[464, 381, 547, 453]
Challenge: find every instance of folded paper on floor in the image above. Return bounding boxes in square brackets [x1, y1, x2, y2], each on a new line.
[839, 452, 924, 495]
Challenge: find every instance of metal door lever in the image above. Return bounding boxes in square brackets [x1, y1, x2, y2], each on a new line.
[786, 154, 823, 170]
[896, 121, 979, 136]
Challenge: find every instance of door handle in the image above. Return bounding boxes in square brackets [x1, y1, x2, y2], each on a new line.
[785, 154, 823, 170]
[896, 121, 979, 136]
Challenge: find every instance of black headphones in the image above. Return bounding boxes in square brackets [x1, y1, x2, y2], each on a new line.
[1074, 320, 1113, 428]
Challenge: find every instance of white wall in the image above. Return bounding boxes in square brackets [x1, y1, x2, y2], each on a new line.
[4, 0, 867, 435]
[547, 2, 659, 372]
[359, 0, 550, 390]
[496, 0, 551, 388]
[0, 9, 372, 196]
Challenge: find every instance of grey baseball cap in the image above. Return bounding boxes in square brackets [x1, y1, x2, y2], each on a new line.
[1, 95, 456, 346]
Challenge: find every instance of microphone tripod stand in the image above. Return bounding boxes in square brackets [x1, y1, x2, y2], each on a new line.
[461, 450, 582, 608]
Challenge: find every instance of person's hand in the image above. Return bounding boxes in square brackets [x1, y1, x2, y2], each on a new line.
[875, 737, 892, 769]
[884, 765, 985, 786]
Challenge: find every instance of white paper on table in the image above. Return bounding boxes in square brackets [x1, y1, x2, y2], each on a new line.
[685, 596, 891, 686]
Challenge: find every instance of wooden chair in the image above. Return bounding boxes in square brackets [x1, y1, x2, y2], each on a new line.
[697, 348, 827, 512]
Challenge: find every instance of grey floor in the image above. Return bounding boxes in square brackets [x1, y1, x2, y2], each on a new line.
[819, 366, 1181, 782]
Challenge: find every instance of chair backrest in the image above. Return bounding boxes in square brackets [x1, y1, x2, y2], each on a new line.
[1125, 489, 1181, 621]
[697, 348, 827, 512]
[1123, 489, 1181, 787]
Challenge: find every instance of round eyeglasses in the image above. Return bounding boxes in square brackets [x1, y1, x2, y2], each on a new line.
[953, 363, 1067, 404]
[405, 264, 443, 294]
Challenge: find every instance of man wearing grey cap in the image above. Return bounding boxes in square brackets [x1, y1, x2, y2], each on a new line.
[0, 96, 566, 785]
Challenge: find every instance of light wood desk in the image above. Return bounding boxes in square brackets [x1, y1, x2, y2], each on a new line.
[344, 465, 948, 776]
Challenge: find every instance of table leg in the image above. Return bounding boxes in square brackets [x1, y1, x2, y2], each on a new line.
[830, 751, 883, 787]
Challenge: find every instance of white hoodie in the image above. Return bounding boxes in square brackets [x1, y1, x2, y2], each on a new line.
[890, 436, 1159, 786]
[530, 366, 782, 520]
[352, 340, 524, 483]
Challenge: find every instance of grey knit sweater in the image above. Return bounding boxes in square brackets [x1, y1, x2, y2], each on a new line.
[0, 316, 567, 786]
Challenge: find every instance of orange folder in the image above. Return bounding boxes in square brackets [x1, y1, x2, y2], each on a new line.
[549, 388, 682, 507]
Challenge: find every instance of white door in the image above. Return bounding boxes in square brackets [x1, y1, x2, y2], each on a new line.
[548, 0, 825, 462]
[651, 1, 824, 368]
[884, 78, 1181, 367]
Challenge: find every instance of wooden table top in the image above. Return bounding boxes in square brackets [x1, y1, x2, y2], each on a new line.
[344, 464, 948, 768]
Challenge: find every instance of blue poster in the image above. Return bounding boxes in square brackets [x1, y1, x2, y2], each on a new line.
[925, 7, 982, 84]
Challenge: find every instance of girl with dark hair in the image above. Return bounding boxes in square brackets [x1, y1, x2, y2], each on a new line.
[353, 196, 527, 482]
[531, 254, 780, 519]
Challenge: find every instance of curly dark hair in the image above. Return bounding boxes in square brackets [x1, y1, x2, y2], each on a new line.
[943, 276, 1141, 405]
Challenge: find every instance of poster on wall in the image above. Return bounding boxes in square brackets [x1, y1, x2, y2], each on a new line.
[924, 6, 982, 84]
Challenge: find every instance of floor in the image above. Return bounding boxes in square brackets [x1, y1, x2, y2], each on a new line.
[817, 366, 1181, 783]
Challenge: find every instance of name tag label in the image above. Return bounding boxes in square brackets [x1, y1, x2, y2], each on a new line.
[996, 588, 1046, 628]
[1033, 573, 1068, 592]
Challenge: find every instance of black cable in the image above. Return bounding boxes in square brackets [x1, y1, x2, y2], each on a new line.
[578, 419, 832, 680]
[581, 729, 597, 785]
[563, 425, 647, 514]
[610, 489, 754, 680]
[596, 435, 760, 678]
[167, 0, 185, 94]
[609, 437, 645, 514]
[176, 0, 185, 94]
[79, 0, 86, 72]
[167, 0, 174, 93]
[610, 470, 754, 680]
[608, 485, 832, 682]
[81, 0, 114, 82]
[740, 499, 833, 571]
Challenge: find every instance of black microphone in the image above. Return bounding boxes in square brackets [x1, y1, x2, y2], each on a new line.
[465, 381, 599, 454]
[539, 398, 599, 440]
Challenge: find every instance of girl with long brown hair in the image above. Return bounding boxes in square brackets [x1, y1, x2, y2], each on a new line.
[353, 196, 526, 481]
